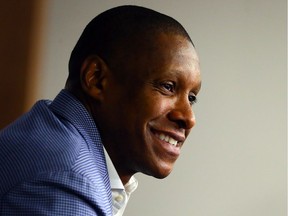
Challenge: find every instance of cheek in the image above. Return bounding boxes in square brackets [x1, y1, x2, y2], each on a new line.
[125, 88, 174, 128]
[152, 95, 175, 115]
[139, 97, 171, 122]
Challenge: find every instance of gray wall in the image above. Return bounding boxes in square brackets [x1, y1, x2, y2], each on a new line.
[38, 1, 287, 215]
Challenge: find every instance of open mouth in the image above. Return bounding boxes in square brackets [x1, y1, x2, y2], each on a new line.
[154, 131, 183, 148]
[155, 133, 178, 146]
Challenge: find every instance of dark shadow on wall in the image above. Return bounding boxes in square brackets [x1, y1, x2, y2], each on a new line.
[0, 0, 45, 129]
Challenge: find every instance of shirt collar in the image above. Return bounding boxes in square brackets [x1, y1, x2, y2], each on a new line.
[103, 148, 138, 193]
[103, 148, 124, 190]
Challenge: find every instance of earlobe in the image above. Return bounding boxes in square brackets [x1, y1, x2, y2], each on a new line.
[80, 56, 108, 101]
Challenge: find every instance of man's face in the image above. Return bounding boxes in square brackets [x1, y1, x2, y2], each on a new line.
[98, 33, 201, 179]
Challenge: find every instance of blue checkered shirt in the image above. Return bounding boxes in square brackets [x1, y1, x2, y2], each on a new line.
[0, 90, 113, 215]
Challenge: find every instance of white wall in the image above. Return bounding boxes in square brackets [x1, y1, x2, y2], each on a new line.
[38, 1, 287, 215]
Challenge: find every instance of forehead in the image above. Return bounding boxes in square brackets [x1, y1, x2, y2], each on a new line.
[140, 33, 199, 67]
[136, 33, 200, 80]
[112, 32, 201, 92]
[144, 32, 196, 53]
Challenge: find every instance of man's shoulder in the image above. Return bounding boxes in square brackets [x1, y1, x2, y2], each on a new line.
[0, 98, 85, 161]
[0, 170, 112, 215]
[0, 99, 92, 195]
[0, 90, 107, 198]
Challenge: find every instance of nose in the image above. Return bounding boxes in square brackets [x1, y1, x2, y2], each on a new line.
[167, 98, 196, 130]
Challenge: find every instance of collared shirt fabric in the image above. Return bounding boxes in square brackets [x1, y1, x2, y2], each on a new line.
[104, 150, 138, 216]
[0, 90, 113, 215]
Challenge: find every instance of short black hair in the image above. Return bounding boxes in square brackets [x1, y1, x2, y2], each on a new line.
[67, 5, 194, 83]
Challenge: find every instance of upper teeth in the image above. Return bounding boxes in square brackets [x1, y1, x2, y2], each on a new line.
[158, 133, 178, 146]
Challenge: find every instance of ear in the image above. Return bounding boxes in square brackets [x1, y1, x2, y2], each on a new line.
[80, 55, 109, 101]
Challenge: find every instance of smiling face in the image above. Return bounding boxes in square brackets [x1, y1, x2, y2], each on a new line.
[95, 33, 201, 182]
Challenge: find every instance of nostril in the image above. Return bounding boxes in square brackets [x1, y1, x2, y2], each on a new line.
[178, 117, 195, 129]
[177, 120, 187, 129]
[168, 109, 195, 129]
[186, 116, 196, 129]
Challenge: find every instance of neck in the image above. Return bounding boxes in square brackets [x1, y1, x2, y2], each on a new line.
[66, 82, 135, 186]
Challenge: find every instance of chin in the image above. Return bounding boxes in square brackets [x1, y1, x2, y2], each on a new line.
[153, 170, 173, 179]
[147, 164, 174, 179]
[154, 173, 171, 179]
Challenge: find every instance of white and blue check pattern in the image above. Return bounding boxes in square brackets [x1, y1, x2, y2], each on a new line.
[0, 90, 112, 215]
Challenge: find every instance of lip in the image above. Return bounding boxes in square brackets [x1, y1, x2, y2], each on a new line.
[151, 128, 185, 143]
[150, 128, 185, 158]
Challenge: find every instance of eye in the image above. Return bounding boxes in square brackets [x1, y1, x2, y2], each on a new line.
[161, 82, 175, 92]
[188, 94, 197, 105]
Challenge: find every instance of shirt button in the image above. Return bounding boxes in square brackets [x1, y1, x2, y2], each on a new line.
[115, 195, 124, 202]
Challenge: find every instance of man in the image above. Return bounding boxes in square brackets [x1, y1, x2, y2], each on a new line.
[0, 5, 201, 216]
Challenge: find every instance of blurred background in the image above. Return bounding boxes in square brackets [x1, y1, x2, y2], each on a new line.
[0, 0, 286, 215]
